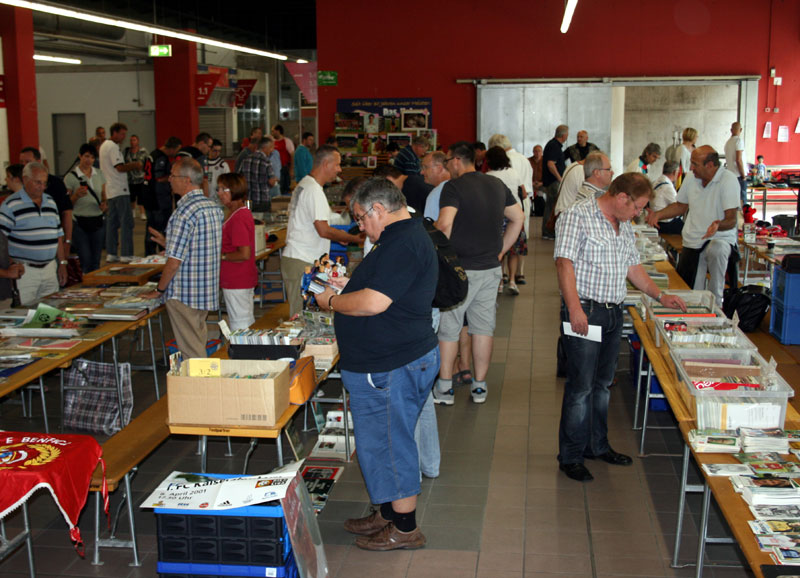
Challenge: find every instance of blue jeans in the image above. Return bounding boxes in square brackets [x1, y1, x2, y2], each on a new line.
[414, 393, 440, 478]
[558, 300, 623, 465]
[72, 220, 105, 273]
[738, 176, 747, 205]
[105, 195, 134, 258]
[342, 346, 440, 504]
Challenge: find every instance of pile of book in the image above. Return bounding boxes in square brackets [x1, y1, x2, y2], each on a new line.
[740, 427, 791, 453]
[301, 465, 344, 513]
[688, 428, 741, 453]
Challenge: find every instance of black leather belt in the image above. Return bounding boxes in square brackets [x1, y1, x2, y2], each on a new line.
[22, 261, 51, 269]
[580, 299, 620, 309]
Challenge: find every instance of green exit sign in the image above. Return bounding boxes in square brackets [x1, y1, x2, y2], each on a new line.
[317, 70, 338, 86]
[149, 44, 173, 57]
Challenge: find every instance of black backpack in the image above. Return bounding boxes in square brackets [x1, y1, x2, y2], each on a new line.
[723, 285, 771, 333]
[423, 218, 468, 309]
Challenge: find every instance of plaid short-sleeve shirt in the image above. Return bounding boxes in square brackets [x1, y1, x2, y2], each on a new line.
[554, 197, 639, 305]
[165, 190, 223, 310]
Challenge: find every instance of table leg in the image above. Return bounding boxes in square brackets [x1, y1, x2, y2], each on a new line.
[38, 377, 49, 434]
[632, 343, 646, 430]
[111, 336, 126, 428]
[639, 363, 653, 456]
[22, 502, 34, 578]
[342, 385, 351, 462]
[146, 318, 160, 400]
[157, 313, 168, 366]
[276, 431, 284, 467]
[200, 435, 208, 473]
[92, 491, 102, 565]
[695, 481, 711, 578]
[672, 443, 691, 567]
[123, 473, 141, 566]
[743, 244, 751, 286]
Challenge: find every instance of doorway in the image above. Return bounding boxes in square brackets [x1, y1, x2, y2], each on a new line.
[52, 113, 86, 176]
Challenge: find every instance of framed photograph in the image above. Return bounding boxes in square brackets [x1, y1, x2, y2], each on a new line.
[334, 113, 362, 132]
[363, 113, 381, 133]
[416, 128, 437, 151]
[387, 132, 412, 148]
[368, 133, 387, 154]
[367, 156, 377, 169]
[384, 117, 400, 133]
[401, 109, 428, 131]
[334, 133, 360, 153]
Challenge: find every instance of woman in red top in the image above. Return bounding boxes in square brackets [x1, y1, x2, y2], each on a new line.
[218, 173, 258, 330]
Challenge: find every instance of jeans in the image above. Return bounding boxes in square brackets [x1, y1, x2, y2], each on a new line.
[542, 181, 559, 236]
[738, 176, 747, 205]
[414, 393, 440, 478]
[342, 346, 440, 504]
[280, 165, 291, 193]
[558, 300, 623, 465]
[106, 195, 134, 258]
[72, 221, 105, 273]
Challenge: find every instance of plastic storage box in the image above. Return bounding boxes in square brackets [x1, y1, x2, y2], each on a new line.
[653, 315, 756, 351]
[155, 474, 296, 578]
[669, 348, 794, 429]
[642, 290, 726, 346]
[770, 301, 800, 345]
[772, 266, 800, 305]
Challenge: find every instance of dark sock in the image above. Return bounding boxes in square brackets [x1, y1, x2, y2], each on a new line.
[393, 509, 417, 532]
[379, 502, 395, 521]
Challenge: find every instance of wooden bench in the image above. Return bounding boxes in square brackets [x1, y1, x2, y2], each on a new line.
[88, 396, 170, 566]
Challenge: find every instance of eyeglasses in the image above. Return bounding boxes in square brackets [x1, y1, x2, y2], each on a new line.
[353, 206, 375, 225]
[444, 157, 456, 164]
[168, 174, 188, 180]
[598, 167, 613, 172]
[218, 187, 231, 193]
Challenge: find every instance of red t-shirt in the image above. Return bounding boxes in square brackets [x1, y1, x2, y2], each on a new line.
[274, 138, 290, 166]
[221, 207, 258, 289]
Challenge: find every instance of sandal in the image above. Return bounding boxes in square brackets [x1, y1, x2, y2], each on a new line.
[453, 369, 473, 386]
[502, 274, 509, 284]
[515, 275, 526, 285]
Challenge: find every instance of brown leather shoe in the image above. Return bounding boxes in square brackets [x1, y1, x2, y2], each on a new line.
[343, 508, 391, 535]
[355, 522, 426, 551]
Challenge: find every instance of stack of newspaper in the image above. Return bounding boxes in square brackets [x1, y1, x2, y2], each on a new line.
[688, 428, 740, 453]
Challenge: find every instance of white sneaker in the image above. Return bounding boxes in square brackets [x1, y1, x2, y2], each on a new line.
[432, 386, 454, 406]
[471, 384, 488, 404]
[106, 255, 119, 263]
[120, 256, 133, 263]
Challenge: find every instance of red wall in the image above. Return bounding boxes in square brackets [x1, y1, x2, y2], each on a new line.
[317, 0, 800, 164]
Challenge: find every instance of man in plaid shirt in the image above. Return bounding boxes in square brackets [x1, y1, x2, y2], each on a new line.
[554, 172, 685, 482]
[146, 157, 223, 359]
[240, 137, 278, 212]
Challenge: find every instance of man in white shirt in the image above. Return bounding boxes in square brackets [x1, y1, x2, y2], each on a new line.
[724, 122, 748, 205]
[553, 160, 585, 217]
[555, 152, 614, 217]
[280, 145, 364, 316]
[650, 161, 683, 234]
[647, 146, 740, 304]
[100, 122, 143, 263]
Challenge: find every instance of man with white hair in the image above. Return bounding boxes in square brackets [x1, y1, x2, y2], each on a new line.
[724, 122, 748, 205]
[0, 162, 68, 304]
[564, 130, 599, 164]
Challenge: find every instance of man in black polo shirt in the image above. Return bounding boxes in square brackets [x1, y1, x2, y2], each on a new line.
[316, 178, 439, 551]
[541, 124, 569, 239]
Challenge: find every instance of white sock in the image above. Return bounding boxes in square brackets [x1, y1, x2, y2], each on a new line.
[436, 378, 452, 393]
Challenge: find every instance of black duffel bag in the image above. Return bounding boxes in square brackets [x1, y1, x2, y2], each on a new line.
[722, 284, 771, 332]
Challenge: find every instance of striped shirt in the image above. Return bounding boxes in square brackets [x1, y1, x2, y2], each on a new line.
[165, 190, 223, 310]
[554, 196, 639, 305]
[394, 145, 421, 176]
[0, 189, 63, 265]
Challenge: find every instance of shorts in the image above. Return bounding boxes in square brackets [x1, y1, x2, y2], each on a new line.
[437, 267, 502, 342]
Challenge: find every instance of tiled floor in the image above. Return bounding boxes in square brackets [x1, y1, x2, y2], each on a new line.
[0, 217, 756, 577]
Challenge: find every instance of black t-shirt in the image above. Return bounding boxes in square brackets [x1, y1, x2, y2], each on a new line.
[46, 174, 72, 215]
[334, 218, 438, 373]
[542, 138, 566, 187]
[151, 149, 172, 199]
[402, 174, 433, 215]
[439, 171, 516, 270]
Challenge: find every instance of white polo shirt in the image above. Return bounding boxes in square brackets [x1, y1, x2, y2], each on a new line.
[99, 140, 129, 199]
[677, 168, 740, 249]
[283, 175, 331, 264]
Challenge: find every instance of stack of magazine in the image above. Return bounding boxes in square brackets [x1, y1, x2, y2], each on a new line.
[688, 428, 740, 452]
[740, 427, 791, 453]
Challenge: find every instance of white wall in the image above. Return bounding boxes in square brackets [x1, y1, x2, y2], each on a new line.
[35, 69, 156, 163]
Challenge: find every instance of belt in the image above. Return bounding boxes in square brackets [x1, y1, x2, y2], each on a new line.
[579, 299, 620, 309]
[21, 260, 52, 269]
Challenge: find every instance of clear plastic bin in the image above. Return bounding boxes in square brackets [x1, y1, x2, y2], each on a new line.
[653, 316, 756, 350]
[669, 348, 793, 429]
[643, 290, 726, 346]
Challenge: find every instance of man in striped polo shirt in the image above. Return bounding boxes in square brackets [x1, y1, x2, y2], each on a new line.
[0, 162, 68, 305]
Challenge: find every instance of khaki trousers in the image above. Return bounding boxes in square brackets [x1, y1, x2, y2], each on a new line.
[166, 299, 209, 359]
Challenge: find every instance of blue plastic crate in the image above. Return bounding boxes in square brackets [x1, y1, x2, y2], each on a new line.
[158, 550, 298, 577]
[770, 301, 800, 345]
[155, 474, 291, 570]
[772, 266, 800, 307]
[648, 376, 668, 412]
[166, 339, 222, 357]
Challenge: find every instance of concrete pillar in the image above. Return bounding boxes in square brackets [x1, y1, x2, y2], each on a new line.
[153, 36, 198, 147]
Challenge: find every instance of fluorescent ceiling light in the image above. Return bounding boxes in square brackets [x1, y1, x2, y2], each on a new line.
[560, 0, 578, 33]
[2, 0, 288, 61]
[297, 59, 308, 64]
[34, 53, 81, 64]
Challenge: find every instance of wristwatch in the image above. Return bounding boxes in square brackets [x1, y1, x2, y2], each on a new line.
[59, 260, 68, 265]
[655, 292, 663, 303]
[328, 295, 336, 312]
[156, 287, 166, 294]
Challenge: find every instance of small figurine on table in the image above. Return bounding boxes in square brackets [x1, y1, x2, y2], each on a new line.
[301, 266, 315, 308]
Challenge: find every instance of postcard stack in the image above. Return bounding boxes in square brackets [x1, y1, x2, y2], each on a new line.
[688, 429, 741, 453]
[740, 427, 791, 453]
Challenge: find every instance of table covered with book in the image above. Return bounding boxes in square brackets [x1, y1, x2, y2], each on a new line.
[626, 230, 800, 575]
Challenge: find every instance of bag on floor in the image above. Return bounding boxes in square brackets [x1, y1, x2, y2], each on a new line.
[722, 285, 771, 333]
[63, 359, 133, 435]
[533, 195, 545, 217]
